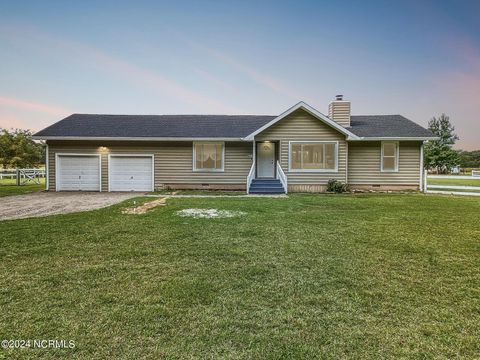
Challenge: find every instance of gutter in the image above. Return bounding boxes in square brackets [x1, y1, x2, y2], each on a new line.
[346, 136, 439, 141]
[32, 136, 245, 141]
[34, 135, 439, 142]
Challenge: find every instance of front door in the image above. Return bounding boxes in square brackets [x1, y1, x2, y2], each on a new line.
[257, 142, 275, 178]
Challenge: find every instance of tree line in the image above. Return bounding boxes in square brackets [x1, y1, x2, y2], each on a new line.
[424, 114, 479, 173]
[457, 150, 480, 169]
[0, 129, 45, 169]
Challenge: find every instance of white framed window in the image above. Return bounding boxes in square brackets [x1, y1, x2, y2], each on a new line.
[381, 141, 399, 172]
[289, 141, 338, 172]
[193, 142, 224, 172]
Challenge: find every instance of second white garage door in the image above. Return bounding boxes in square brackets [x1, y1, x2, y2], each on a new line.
[109, 155, 154, 192]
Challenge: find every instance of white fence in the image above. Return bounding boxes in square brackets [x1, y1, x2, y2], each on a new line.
[473, 170, 480, 178]
[425, 171, 480, 196]
[428, 175, 479, 180]
[0, 169, 45, 185]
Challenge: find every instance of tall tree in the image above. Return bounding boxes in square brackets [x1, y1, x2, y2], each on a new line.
[0, 129, 44, 169]
[424, 114, 459, 173]
[0, 129, 14, 169]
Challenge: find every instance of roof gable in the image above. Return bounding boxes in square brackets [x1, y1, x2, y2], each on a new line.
[243, 101, 359, 140]
[254, 107, 348, 142]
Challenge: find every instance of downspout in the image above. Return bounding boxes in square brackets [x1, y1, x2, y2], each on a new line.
[45, 142, 49, 191]
[419, 142, 424, 191]
[345, 141, 348, 185]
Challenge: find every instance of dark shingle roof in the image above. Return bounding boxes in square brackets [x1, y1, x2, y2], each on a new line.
[34, 113, 433, 139]
[349, 115, 434, 138]
[34, 114, 276, 138]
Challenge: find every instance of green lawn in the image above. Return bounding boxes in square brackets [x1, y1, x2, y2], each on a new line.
[0, 178, 45, 197]
[429, 188, 480, 194]
[0, 194, 479, 359]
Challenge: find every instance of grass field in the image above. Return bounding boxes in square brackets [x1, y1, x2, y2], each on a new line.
[427, 177, 480, 194]
[0, 194, 479, 359]
[0, 178, 45, 197]
[428, 177, 480, 187]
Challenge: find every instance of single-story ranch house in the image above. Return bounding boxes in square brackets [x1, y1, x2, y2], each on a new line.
[33, 96, 435, 194]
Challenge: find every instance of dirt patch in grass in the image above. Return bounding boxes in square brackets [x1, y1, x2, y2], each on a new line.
[176, 208, 246, 218]
[122, 198, 167, 214]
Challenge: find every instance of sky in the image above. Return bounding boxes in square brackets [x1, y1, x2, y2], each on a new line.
[0, 0, 479, 150]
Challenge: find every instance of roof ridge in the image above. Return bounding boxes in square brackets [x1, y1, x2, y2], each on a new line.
[33, 111, 434, 140]
[69, 113, 277, 117]
[351, 114, 402, 117]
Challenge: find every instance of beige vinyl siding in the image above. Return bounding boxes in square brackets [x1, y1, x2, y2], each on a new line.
[47, 145, 55, 191]
[348, 141, 421, 185]
[156, 142, 251, 185]
[47, 141, 252, 191]
[255, 109, 347, 186]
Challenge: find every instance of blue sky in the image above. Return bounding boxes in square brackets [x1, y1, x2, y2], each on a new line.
[0, 0, 479, 149]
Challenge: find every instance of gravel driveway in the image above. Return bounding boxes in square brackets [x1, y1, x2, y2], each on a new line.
[0, 192, 139, 221]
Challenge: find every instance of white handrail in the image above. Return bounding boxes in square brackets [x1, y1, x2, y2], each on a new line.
[246, 159, 255, 194]
[276, 161, 288, 194]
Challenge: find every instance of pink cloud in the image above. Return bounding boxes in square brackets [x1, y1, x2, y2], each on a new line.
[193, 68, 238, 93]
[442, 33, 480, 70]
[0, 23, 240, 114]
[431, 34, 480, 150]
[74, 45, 240, 113]
[186, 40, 308, 101]
[446, 72, 480, 104]
[0, 115, 29, 130]
[0, 96, 70, 116]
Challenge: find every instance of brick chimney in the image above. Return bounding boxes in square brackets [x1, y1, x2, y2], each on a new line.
[328, 94, 351, 127]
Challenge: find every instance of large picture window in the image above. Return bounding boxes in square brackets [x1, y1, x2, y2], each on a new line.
[193, 142, 224, 171]
[381, 141, 399, 172]
[290, 142, 337, 171]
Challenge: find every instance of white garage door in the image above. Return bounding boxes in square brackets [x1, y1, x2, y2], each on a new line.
[57, 155, 100, 191]
[109, 156, 153, 192]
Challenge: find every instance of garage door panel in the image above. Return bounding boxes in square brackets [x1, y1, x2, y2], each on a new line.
[57, 155, 100, 191]
[110, 156, 153, 192]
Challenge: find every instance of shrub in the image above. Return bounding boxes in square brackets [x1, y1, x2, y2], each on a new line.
[326, 179, 349, 193]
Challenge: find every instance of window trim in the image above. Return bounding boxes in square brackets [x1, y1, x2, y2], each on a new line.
[192, 141, 225, 172]
[288, 141, 339, 173]
[381, 141, 399, 172]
